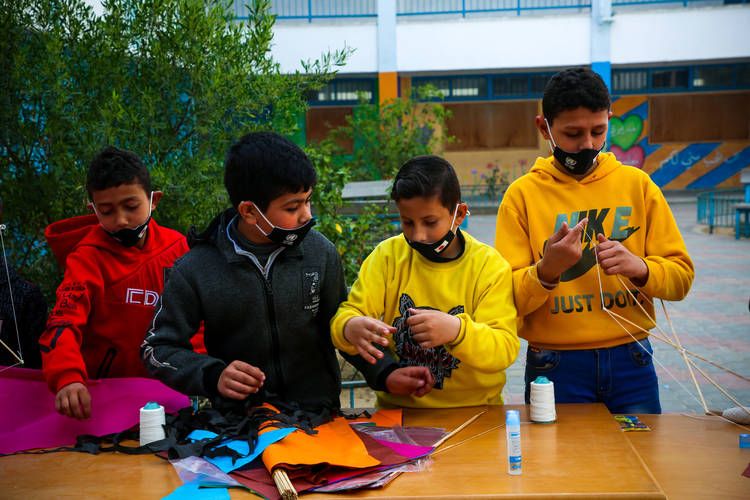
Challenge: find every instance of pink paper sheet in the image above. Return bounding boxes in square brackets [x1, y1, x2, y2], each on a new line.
[0, 366, 189, 454]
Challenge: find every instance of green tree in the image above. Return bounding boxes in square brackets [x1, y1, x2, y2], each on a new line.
[307, 139, 392, 286]
[0, 0, 347, 298]
[329, 86, 452, 181]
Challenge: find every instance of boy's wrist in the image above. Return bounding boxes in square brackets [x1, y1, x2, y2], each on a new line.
[535, 261, 560, 289]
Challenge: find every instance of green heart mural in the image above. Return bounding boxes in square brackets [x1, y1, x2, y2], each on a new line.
[610, 115, 643, 151]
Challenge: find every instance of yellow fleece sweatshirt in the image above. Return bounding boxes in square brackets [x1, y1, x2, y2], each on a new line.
[331, 231, 519, 408]
[495, 152, 694, 350]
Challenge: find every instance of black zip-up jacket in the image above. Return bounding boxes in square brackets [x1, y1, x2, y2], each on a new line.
[141, 209, 346, 412]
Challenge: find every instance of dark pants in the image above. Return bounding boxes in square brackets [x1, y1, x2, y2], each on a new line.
[524, 338, 661, 414]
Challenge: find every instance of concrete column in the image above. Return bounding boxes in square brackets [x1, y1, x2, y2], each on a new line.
[591, 0, 613, 92]
[377, 0, 398, 103]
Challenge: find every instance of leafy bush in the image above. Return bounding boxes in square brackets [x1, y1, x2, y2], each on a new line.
[0, 0, 347, 298]
[327, 86, 452, 181]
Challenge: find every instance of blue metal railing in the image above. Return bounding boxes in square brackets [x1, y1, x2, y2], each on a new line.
[235, 0, 378, 21]
[244, 0, 747, 21]
[398, 0, 591, 17]
[696, 189, 744, 233]
[613, 0, 748, 7]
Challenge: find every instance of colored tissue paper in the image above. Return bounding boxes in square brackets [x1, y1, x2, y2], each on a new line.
[161, 481, 230, 500]
[187, 427, 297, 473]
[0, 366, 189, 454]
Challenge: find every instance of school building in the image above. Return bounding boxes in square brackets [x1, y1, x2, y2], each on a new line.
[254, 0, 750, 191]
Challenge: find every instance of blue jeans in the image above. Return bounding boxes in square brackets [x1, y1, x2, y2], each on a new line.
[524, 339, 661, 414]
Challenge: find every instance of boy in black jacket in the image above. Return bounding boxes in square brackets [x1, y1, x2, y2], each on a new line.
[142, 132, 346, 413]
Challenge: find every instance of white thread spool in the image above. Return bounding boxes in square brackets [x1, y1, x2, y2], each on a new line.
[529, 376, 556, 423]
[139, 401, 166, 446]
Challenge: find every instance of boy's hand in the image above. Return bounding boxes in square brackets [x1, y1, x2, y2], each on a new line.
[537, 218, 589, 284]
[407, 308, 461, 348]
[217, 361, 266, 400]
[385, 367, 435, 397]
[343, 316, 396, 364]
[595, 234, 649, 284]
[55, 382, 91, 420]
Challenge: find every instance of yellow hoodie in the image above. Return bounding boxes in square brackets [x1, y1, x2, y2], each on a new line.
[331, 231, 519, 408]
[495, 152, 694, 350]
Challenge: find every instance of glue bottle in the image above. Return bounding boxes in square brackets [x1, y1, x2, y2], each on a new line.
[505, 409, 522, 475]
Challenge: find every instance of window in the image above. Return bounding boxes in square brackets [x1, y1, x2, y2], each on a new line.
[651, 69, 688, 90]
[529, 74, 553, 94]
[736, 63, 750, 86]
[692, 66, 734, 89]
[613, 70, 648, 93]
[308, 80, 375, 105]
[452, 77, 484, 98]
[492, 76, 529, 97]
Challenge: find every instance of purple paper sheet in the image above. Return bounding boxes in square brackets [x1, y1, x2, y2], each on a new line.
[0, 366, 189, 454]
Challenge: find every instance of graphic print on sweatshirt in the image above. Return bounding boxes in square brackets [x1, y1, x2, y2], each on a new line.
[541, 206, 641, 282]
[392, 293, 462, 389]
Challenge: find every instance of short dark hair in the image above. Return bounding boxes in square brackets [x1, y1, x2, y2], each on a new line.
[224, 132, 316, 210]
[390, 155, 461, 210]
[86, 146, 151, 198]
[542, 67, 611, 124]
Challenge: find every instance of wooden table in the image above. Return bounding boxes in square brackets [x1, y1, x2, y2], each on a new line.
[1, 404, 747, 499]
[626, 414, 749, 500]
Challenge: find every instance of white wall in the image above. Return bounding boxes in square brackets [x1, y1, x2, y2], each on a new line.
[610, 6, 750, 65]
[272, 22, 378, 74]
[270, 6, 750, 74]
[396, 14, 591, 73]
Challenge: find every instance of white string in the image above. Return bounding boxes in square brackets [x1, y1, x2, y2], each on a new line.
[0, 224, 24, 366]
[586, 228, 745, 417]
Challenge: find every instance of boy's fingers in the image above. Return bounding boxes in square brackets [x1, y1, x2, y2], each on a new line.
[548, 222, 569, 243]
[69, 392, 84, 420]
[80, 388, 92, 419]
[233, 361, 265, 380]
[224, 379, 248, 395]
[358, 348, 378, 365]
[597, 232, 608, 243]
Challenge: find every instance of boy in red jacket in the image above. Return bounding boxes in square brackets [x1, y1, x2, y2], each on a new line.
[40, 146, 202, 419]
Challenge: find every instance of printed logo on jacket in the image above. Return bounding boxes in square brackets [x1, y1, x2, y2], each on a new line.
[392, 293, 462, 389]
[543, 206, 644, 315]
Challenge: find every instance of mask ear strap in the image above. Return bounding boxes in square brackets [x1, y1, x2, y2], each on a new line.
[544, 118, 558, 149]
[248, 201, 275, 236]
[450, 204, 461, 231]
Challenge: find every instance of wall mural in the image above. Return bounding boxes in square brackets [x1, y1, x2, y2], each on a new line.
[610, 95, 750, 190]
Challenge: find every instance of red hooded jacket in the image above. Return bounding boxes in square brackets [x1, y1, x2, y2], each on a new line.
[40, 214, 203, 393]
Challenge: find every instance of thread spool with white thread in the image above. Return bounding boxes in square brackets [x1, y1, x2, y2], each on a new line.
[140, 401, 166, 446]
[529, 376, 556, 423]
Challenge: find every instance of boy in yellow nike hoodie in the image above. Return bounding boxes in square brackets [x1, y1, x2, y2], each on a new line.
[332, 156, 519, 408]
[495, 67, 694, 414]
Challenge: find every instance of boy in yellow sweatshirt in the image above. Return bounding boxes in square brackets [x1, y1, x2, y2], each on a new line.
[495, 68, 694, 414]
[332, 156, 519, 408]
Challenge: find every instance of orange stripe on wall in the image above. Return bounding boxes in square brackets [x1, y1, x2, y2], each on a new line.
[717, 172, 743, 190]
[378, 72, 398, 104]
[611, 96, 646, 117]
[642, 144, 686, 176]
[664, 142, 746, 190]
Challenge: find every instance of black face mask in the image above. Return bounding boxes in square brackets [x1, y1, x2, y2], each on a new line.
[252, 203, 315, 248]
[95, 192, 153, 248]
[545, 119, 604, 176]
[405, 205, 463, 263]
[106, 217, 151, 247]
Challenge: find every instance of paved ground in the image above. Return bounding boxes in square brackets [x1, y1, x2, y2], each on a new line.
[341, 196, 750, 414]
